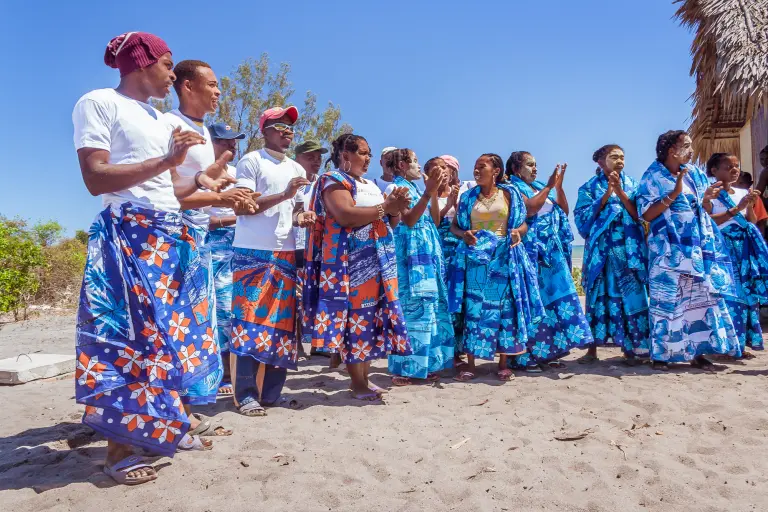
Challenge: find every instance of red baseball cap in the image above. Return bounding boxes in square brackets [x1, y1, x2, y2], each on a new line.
[259, 106, 299, 132]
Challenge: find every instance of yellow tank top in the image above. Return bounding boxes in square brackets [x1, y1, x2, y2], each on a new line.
[470, 189, 509, 236]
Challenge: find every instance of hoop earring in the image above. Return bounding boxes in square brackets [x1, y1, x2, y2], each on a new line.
[343, 161, 351, 173]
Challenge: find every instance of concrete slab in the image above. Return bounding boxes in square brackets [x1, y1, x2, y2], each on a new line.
[0, 353, 75, 385]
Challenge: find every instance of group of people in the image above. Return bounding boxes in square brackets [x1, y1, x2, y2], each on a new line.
[72, 31, 768, 486]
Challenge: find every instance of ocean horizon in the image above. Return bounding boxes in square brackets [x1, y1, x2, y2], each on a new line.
[572, 244, 584, 269]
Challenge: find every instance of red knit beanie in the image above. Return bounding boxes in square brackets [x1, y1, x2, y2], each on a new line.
[104, 32, 171, 77]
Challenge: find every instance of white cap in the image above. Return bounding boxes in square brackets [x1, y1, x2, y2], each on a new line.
[381, 146, 397, 156]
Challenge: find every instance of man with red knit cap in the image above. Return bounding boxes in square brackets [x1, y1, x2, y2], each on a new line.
[72, 31, 235, 485]
[229, 106, 314, 416]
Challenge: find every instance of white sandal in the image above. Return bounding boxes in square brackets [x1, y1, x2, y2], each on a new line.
[103, 455, 157, 485]
[176, 433, 212, 451]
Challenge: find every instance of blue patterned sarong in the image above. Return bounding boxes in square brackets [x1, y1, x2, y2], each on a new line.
[574, 171, 650, 356]
[636, 162, 740, 362]
[388, 177, 454, 378]
[76, 203, 219, 456]
[714, 189, 768, 351]
[508, 177, 593, 368]
[206, 226, 236, 353]
[447, 184, 543, 360]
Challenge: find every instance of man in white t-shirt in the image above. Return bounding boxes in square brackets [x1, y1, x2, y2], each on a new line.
[165, 60, 258, 415]
[372, 146, 397, 193]
[165, 60, 255, 218]
[230, 106, 315, 415]
[72, 31, 236, 484]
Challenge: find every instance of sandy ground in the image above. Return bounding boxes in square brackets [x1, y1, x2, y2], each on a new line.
[2, 312, 768, 512]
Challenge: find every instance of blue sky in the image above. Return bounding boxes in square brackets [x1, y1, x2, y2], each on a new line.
[0, 1, 694, 241]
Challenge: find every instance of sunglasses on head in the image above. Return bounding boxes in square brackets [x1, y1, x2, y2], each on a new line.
[267, 122, 295, 133]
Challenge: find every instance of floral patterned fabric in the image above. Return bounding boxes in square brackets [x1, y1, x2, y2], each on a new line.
[713, 189, 768, 351]
[447, 184, 543, 360]
[574, 171, 650, 356]
[635, 162, 740, 362]
[230, 248, 299, 370]
[76, 203, 219, 456]
[387, 177, 454, 378]
[179, 210, 222, 404]
[206, 226, 236, 353]
[508, 176, 593, 367]
[302, 171, 411, 364]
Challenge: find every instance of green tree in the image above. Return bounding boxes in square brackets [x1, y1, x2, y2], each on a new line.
[150, 95, 173, 113]
[31, 220, 65, 247]
[0, 218, 45, 319]
[75, 229, 89, 245]
[214, 54, 351, 157]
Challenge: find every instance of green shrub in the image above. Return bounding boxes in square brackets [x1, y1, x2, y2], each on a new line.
[35, 238, 87, 307]
[571, 267, 584, 296]
[0, 218, 45, 319]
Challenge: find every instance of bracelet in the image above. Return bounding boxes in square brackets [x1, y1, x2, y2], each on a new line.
[194, 171, 204, 190]
[376, 204, 386, 219]
[661, 196, 672, 206]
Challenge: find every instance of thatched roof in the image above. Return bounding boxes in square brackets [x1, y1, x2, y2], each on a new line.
[674, 0, 768, 161]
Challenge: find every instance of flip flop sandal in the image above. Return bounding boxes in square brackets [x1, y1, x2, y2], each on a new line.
[426, 373, 441, 383]
[525, 365, 543, 374]
[177, 433, 212, 451]
[651, 361, 669, 371]
[217, 382, 234, 397]
[189, 414, 233, 437]
[238, 400, 267, 417]
[546, 361, 567, 369]
[577, 355, 599, 364]
[349, 390, 382, 401]
[497, 369, 515, 381]
[103, 455, 157, 486]
[368, 383, 389, 395]
[392, 376, 412, 387]
[453, 371, 476, 382]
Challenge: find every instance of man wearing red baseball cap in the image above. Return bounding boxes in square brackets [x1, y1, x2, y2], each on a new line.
[229, 105, 314, 416]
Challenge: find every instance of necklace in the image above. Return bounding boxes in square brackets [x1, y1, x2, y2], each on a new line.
[478, 188, 499, 210]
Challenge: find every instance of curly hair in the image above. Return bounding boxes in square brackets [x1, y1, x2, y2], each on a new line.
[325, 133, 368, 170]
[705, 152, 736, 177]
[655, 130, 687, 162]
[504, 151, 532, 180]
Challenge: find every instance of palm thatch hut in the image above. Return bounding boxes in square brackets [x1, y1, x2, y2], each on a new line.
[674, 0, 768, 174]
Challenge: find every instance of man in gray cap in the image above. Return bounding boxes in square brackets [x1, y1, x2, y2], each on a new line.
[293, 140, 328, 358]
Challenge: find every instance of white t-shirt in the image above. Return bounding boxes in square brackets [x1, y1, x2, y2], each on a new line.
[72, 88, 179, 212]
[294, 180, 318, 251]
[233, 149, 306, 251]
[164, 110, 214, 179]
[372, 177, 393, 194]
[711, 187, 748, 229]
[355, 179, 386, 207]
[539, 198, 554, 216]
[437, 181, 475, 221]
[206, 164, 238, 218]
[326, 177, 384, 207]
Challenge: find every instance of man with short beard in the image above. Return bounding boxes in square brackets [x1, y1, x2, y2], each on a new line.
[230, 106, 314, 416]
